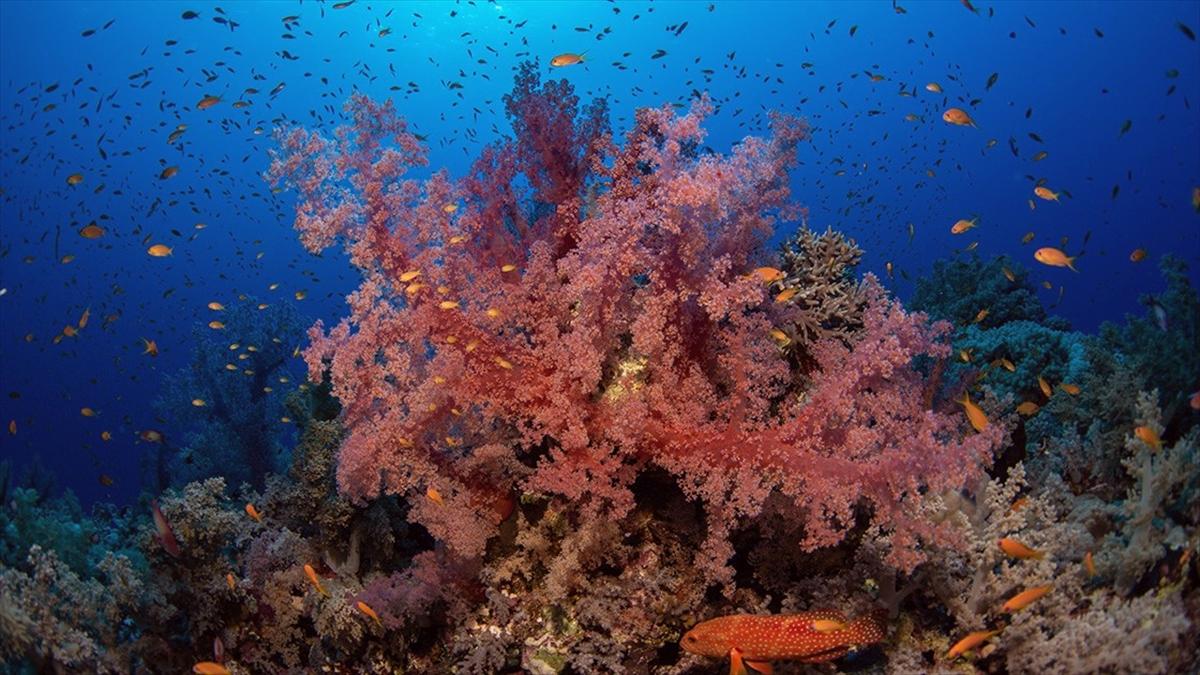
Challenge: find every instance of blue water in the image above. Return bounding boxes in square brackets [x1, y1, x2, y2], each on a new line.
[1, 0, 1197, 508]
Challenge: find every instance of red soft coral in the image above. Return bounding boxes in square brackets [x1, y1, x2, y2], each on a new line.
[267, 65, 1001, 583]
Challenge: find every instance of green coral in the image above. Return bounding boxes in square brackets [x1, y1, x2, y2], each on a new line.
[911, 254, 1065, 329]
[1, 488, 98, 576]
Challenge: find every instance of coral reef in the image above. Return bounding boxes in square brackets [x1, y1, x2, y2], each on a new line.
[2, 67, 1197, 675]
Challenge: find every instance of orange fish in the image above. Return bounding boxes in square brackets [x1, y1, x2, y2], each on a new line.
[957, 393, 989, 432]
[7, 420, 14, 435]
[1002, 585, 1052, 612]
[1134, 425, 1161, 451]
[66, 173, 84, 185]
[1129, 248, 1147, 263]
[357, 600, 384, 628]
[79, 223, 105, 239]
[151, 500, 181, 558]
[681, 610, 886, 669]
[774, 288, 798, 303]
[147, 244, 173, 257]
[942, 107, 976, 127]
[1033, 186, 1060, 201]
[1059, 383, 1080, 395]
[972, 308, 989, 323]
[159, 166, 179, 180]
[192, 662, 230, 675]
[1015, 401, 1039, 416]
[140, 429, 165, 443]
[950, 217, 978, 234]
[752, 266, 786, 283]
[550, 52, 585, 67]
[1038, 375, 1052, 398]
[142, 338, 159, 357]
[998, 538, 1044, 560]
[426, 487, 444, 506]
[1190, 390, 1200, 411]
[226, 573, 236, 591]
[1033, 247, 1077, 272]
[245, 503, 262, 522]
[304, 563, 330, 597]
[1083, 551, 1096, 578]
[925, 82, 943, 93]
[947, 629, 1000, 660]
[196, 95, 222, 110]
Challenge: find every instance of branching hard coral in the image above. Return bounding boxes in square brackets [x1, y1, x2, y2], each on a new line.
[267, 64, 1001, 588]
[1111, 390, 1198, 594]
[773, 225, 866, 364]
[0, 545, 147, 673]
[909, 446, 1196, 674]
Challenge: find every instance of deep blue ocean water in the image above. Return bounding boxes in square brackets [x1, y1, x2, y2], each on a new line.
[1, 0, 1197, 509]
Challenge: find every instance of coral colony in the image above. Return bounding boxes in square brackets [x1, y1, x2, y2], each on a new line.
[1, 65, 1195, 674]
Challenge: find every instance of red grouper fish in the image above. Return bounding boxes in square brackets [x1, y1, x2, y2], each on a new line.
[681, 609, 886, 674]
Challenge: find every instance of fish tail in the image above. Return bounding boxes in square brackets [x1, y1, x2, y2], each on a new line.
[1066, 257, 1078, 272]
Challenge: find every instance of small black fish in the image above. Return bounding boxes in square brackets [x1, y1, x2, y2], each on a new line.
[1178, 21, 1196, 41]
[181, 10, 199, 19]
[986, 72, 998, 90]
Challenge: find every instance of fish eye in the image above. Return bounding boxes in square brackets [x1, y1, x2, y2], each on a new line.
[685, 635, 697, 643]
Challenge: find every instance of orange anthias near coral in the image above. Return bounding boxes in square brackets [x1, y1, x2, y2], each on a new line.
[681, 610, 887, 674]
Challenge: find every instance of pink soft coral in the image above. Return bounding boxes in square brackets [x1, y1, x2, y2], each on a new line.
[267, 63, 1001, 581]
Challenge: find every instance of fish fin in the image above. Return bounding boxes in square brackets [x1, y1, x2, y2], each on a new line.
[729, 648, 747, 675]
[1066, 257, 1078, 272]
[745, 660, 774, 674]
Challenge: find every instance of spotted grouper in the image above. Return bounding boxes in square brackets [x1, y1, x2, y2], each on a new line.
[680, 609, 887, 674]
